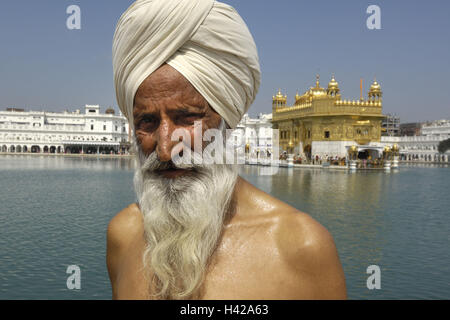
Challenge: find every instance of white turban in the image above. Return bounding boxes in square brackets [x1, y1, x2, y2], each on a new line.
[112, 0, 261, 130]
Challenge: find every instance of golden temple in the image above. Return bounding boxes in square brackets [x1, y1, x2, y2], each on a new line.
[271, 75, 385, 158]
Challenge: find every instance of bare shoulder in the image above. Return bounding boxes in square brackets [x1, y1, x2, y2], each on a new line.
[237, 177, 346, 299]
[107, 203, 144, 249]
[275, 209, 336, 262]
[275, 208, 347, 299]
[106, 203, 144, 291]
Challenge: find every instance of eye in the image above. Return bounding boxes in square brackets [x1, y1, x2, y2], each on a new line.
[141, 118, 154, 123]
[136, 116, 158, 131]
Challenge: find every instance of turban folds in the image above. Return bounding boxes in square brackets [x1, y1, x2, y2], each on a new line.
[113, 0, 261, 130]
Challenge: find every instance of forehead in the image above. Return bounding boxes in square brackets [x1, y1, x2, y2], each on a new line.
[133, 64, 207, 109]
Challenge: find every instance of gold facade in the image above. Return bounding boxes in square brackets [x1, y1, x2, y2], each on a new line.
[272, 75, 385, 156]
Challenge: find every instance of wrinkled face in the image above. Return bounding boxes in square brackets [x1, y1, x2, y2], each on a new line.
[133, 63, 223, 178]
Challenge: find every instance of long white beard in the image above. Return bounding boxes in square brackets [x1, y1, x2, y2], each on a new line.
[133, 137, 238, 299]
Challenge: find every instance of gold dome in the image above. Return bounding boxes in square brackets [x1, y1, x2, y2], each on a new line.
[105, 107, 115, 115]
[310, 75, 327, 96]
[384, 146, 391, 153]
[328, 75, 339, 89]
[276, 88, 283, 98]
[392, 144, 399, 151]
[370, 79, 381, 92]
[273, 88, 286, 100]
[350, 145, 357, 152]
[273, 88, 287, 106]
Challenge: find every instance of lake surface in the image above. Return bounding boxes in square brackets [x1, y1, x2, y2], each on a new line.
[0, 155, 449, 299]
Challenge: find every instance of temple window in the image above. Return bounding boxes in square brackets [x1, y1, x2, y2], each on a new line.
[324, 131, 330, 139]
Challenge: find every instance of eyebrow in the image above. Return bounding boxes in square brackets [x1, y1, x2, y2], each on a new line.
[170, 106, 206, 115]
[134, 105, 206, 119]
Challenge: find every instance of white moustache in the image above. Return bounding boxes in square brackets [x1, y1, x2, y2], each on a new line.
[139, 148, 207, 173]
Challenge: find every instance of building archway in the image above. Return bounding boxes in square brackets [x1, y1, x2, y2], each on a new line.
[16, 145, 22, 153]
[9, 145, 15, 153]
[31, 145, 40, 153]
[86, 146, 97, 154]
[99, 147, 114, 154]
[2, 145, 7, 152]
[357, 150, 369, 160]
[303, 144, 311, 160]
[66, 146, 81, 154]
[44, 146, 49, 153]
[23, 146, 28, 153]
[50, 146, 56, 154]
[57, 146, 61, 153]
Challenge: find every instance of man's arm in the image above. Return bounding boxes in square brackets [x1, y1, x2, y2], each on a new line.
[106, 203, 142, 299]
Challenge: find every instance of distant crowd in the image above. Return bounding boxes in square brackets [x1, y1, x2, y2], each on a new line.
[279, 153, 386, 168]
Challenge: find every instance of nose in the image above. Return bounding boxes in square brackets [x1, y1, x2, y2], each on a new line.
[155, 117, 179, 162]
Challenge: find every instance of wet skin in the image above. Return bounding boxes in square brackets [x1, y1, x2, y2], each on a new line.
[107, 64, 347, 299]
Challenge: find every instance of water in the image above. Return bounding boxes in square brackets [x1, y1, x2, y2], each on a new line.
[0, 155, 449, 299]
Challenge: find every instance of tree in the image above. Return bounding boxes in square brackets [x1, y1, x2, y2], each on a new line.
[438, 138, 450, 153]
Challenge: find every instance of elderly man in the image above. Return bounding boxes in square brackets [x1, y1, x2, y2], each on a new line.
[107, 0, 346, 300]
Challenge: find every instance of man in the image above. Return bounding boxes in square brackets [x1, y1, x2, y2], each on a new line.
[107, 0, 346, 300]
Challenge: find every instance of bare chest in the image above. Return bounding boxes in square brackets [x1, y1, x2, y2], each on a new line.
[114, 235, 303, 300]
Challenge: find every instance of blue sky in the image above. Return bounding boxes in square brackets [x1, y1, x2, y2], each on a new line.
[0, 0, 449, 122]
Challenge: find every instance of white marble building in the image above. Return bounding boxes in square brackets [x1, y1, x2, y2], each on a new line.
[0, 105, 130, 154]
[380, 119, 450, 162]
[231, 113, 274, 158]
[421, 119, 450, 137]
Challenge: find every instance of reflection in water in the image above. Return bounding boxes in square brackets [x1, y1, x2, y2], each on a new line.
[0, 155, 135, 171]
[0, 157, 449, 299]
